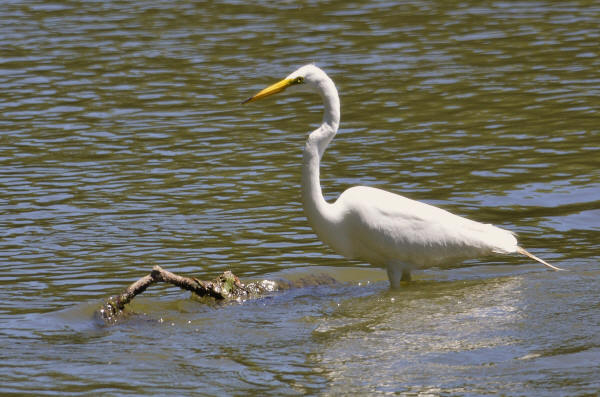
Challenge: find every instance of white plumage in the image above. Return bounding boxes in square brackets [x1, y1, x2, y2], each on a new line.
[244, 64, 563, 288]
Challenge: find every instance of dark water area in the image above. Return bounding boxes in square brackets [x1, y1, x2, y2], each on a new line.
[1, 1, 598, 395]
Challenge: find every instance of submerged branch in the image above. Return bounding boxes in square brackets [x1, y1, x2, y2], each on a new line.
[96, 265, 337, 325]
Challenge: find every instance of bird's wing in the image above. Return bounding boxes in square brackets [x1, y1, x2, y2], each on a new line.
[335, 186, 517, 266]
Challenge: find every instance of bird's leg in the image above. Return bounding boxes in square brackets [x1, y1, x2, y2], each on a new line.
[400, 269, 411, 282]
[386, 264, 410, 289]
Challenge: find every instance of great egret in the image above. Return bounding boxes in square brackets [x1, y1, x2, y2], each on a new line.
[243, 64, 563, 288]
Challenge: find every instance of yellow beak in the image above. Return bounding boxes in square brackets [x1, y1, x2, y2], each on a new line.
[242, 78, 295, 104]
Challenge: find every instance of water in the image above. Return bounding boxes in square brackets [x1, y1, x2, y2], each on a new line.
[1, 0, 599, 394]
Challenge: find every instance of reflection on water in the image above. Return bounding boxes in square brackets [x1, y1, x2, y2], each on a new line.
[1, 0, 599, 395]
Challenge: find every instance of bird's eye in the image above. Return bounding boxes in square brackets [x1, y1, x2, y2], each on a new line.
[295, 76, 304, 84]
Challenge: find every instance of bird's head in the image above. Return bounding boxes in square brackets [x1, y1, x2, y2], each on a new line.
[242, 64, 327, 104]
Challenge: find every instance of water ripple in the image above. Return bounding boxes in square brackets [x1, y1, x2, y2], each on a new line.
[0, 0, 598, 394]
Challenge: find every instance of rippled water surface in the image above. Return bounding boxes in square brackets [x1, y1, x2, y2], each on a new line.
[1, 0, 599, 395]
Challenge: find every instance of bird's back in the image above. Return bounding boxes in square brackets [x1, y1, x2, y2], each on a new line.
[332, 186, 518, 268]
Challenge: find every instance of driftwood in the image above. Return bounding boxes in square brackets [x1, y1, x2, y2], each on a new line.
[96, 265, 337, 325]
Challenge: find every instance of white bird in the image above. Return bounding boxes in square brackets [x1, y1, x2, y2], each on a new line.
[243, 64, 564, 288]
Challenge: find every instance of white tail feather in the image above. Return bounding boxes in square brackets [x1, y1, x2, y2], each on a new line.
[516, 246, 565, 271]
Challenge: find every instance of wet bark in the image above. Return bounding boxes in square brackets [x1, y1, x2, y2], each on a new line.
[96, 265, 337, 325]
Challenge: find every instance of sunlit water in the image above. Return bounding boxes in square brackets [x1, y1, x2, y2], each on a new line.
[1, 0, 599, 395]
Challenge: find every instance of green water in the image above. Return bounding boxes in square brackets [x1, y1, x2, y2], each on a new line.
[1, 1, 599, 395]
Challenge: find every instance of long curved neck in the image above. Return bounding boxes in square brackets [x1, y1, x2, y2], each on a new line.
[301, 76, 340, 236]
